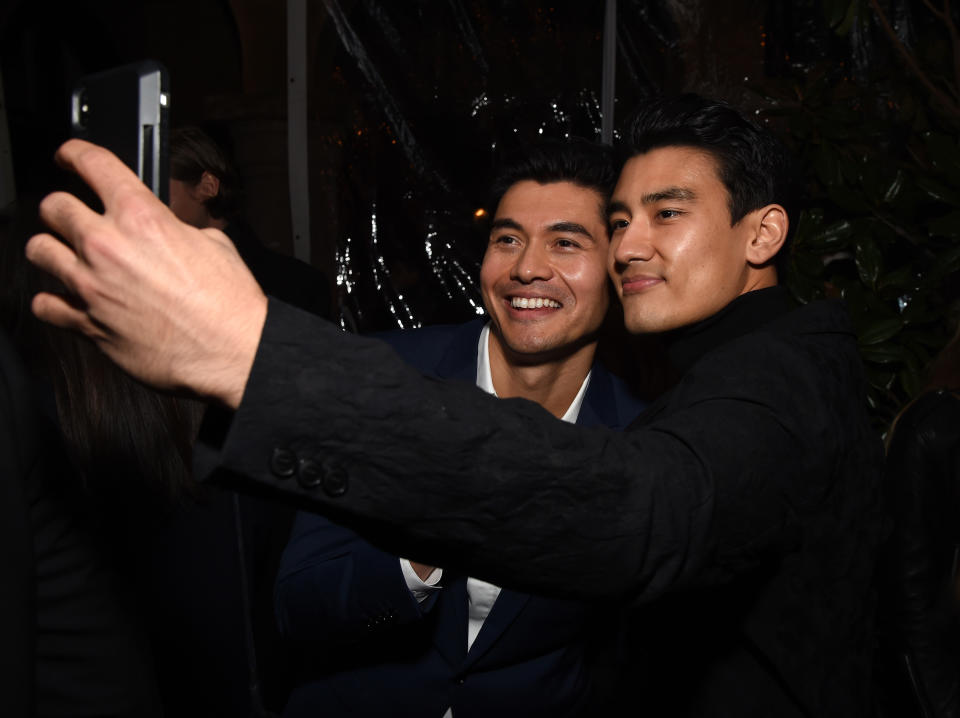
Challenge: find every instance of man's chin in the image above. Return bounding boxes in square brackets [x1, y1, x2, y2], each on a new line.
[508, 335, 602, 365]
[622, 312, 682, 336]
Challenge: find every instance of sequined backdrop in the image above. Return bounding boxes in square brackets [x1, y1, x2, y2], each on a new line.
[307, 0, 932, 333]
[314, 1, 670, 333]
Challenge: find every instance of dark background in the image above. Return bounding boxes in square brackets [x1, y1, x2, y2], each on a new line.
[2, 0, 958, 426]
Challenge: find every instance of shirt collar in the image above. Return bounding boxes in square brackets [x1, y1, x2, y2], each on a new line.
[477, 323, 591, 423]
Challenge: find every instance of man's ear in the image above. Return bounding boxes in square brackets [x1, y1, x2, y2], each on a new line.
[196, 171, 221, 201]
[745, 204, 788, 266]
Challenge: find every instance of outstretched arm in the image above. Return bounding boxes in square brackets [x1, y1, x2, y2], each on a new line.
[26, 140, 853, 604]
[195, 297, 837, 601]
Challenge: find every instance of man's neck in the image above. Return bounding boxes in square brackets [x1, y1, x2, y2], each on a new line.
[207, 215, 229, 231]
[486, 332, 596, 419]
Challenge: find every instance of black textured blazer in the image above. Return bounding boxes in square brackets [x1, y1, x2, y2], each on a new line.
[197, 288, 884, 717]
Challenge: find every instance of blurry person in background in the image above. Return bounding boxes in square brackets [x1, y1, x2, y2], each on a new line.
[1, 205, 164, 717]
[170, 126, 331, 318]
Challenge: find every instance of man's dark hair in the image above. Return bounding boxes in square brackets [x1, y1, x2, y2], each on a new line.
[488, 138, 617, 214]
[626, 94, 799, 271]
[169, 126, 240, 221]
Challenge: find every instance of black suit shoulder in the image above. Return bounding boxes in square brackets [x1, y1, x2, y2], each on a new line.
[373, 320, 484, 373]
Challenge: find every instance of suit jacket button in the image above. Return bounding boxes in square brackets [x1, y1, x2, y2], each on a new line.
[297, 458, 323, 489]
[270, 448, 297, 478]
[322, 468, 348, 497]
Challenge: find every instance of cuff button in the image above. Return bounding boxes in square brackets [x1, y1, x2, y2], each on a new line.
[322, 468, 349, 497]
[297, 458, 324, 489]
[270, 448, 297, 478]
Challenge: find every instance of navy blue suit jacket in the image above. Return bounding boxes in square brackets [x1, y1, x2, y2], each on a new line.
[276, 320, 646, 718]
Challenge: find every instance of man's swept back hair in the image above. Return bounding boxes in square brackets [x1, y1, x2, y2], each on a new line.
[488, 138, 617, 212]
[626, 94, 799, 252]
[169, 126, 241, 221]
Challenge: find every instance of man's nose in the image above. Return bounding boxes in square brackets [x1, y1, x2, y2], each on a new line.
[511, 243, 554, 283]
[611, 223, 655, 266]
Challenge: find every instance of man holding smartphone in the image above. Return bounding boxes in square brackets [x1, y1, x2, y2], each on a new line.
[26, 95, 883, 716]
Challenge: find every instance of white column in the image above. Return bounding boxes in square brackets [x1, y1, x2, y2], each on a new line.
[601, 0, 617, 145]
[286, 0, 311, 263]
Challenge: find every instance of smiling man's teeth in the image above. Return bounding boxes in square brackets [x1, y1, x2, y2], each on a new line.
[511, 297, 560, 309]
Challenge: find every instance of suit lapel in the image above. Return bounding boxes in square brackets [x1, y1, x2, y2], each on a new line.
[434, 320, 485, 382]
[433, 576, 469, 667]
[577, 363, 621, 429]
[461, 588, 531, 670]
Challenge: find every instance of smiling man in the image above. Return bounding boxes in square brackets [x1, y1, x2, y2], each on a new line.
[275, 141, 646, 718]
[27, 94, 883, 716]
[608, 145, 787, 332]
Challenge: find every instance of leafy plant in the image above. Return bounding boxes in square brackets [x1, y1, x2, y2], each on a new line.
[758, 0, 960, 430]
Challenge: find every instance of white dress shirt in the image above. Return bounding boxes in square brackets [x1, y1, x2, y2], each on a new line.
[399, 323, 591, 716]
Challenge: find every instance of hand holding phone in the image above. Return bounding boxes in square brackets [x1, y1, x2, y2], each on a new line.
[70, 61, 170, 204]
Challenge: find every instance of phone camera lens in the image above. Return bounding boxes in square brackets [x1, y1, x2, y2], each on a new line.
[73, 90, 89, 130]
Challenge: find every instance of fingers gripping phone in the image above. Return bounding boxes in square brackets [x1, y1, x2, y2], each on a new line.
[70, 61, 170, 204]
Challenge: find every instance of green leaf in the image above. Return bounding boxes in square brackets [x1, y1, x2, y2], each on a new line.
[858, 317, 904, 345]
[825, 0, 857, 31]
[915, 175, 960, 204]
[867, 369, 897, 391]
[860, 344, 906, 364]
[941, 245, 960, 271]
[899, 366, 925, 399]
[855, 236, 882, 286]
[927, 211, 960, 237]
[859, 155, 899, 203]
[923, 246, 960, 283]
[811, 145, 841, 187]
[839, 154, 864, 185]
[922, 131, 960, 185]
[899, 294, 933, 325]
[878, 265, 914, 290]
[829, 184, 872, 213]
[793, 250, 828, 277]
[882, 169, 906, 204]
[808, 218, 856, 249]
[899, 347, 925, 376]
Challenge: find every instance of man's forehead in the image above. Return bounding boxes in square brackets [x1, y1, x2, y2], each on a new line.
[493, 179, 607, 225]
[612, 146, 725, 203]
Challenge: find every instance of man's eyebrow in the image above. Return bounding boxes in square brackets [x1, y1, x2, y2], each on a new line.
[641, 186, 697, 204]
[606, 200, 630, 218]
[490, 217, 523, 232]
[548, 221, 594, 239]
[491, 218, 596, 241]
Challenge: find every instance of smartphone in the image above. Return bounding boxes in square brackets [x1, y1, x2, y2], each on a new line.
[70, 61, 170, 204]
